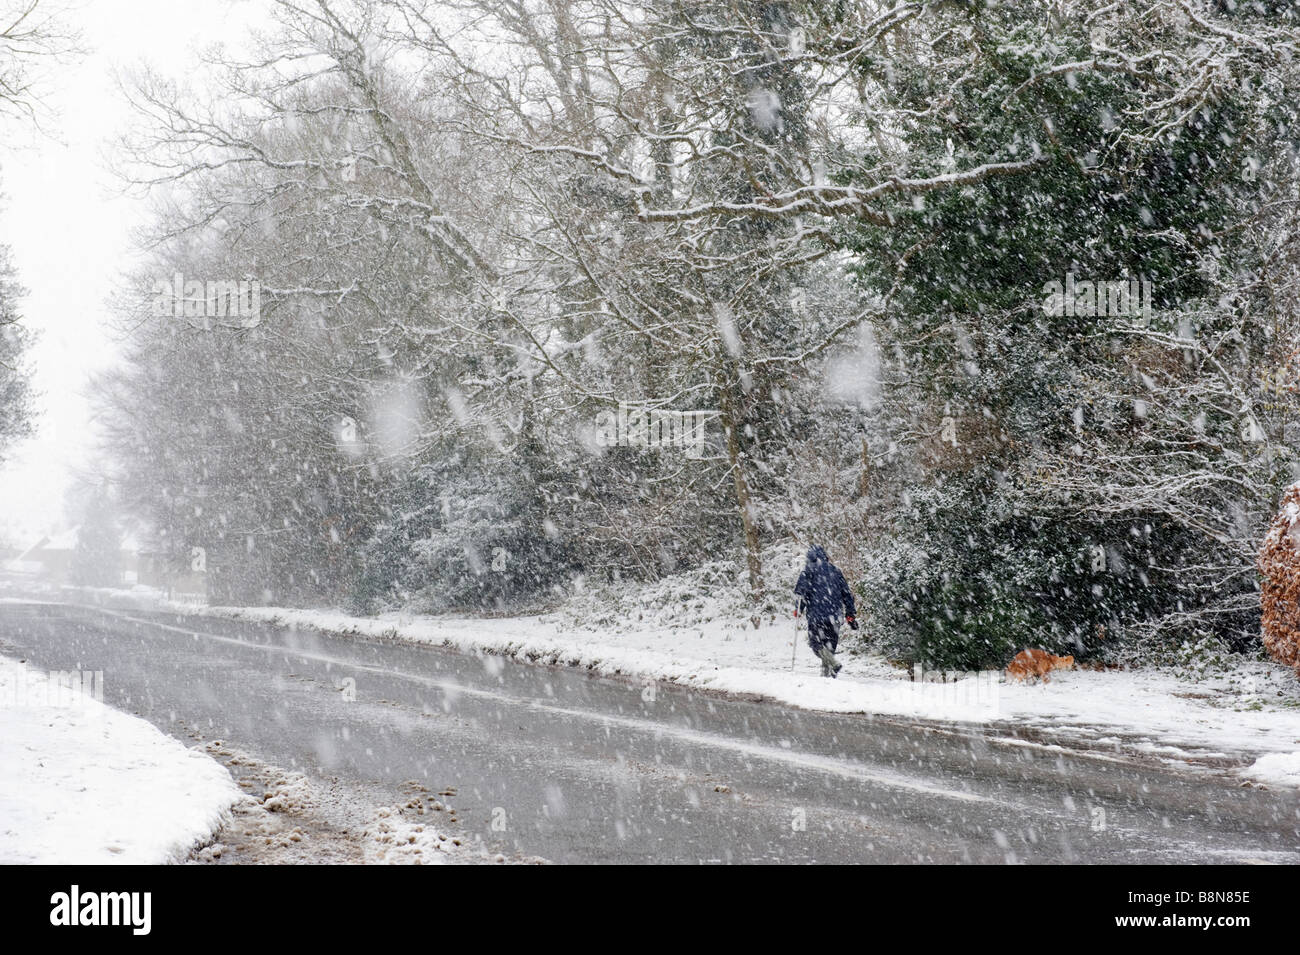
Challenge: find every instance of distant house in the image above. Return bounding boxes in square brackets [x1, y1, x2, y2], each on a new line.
[6, 529, 80, 585]
[5, 528, 141, 589]
[3, 528, 207, 601]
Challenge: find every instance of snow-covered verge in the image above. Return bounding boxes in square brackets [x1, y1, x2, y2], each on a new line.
[0, 655, 242, 864]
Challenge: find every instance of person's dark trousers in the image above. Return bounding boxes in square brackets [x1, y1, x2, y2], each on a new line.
[807, 618, 841, 676]
[807, 618, 839, 653]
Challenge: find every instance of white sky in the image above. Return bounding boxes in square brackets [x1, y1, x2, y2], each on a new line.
[0, 0, 262, 545]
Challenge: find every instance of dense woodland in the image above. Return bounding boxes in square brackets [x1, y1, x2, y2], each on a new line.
[67, 0, 1300, 668]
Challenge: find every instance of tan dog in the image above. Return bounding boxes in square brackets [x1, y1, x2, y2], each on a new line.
[1005, 648, 1075, 683]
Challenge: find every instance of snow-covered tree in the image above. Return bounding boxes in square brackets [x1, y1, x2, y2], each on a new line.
[850, 1, 1300, 666]
[0, 245, 34, 465]
[67, 485, 122, 588]
[93, 0, 1300, 661]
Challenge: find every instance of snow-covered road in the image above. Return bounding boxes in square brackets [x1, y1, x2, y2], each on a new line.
[2, 600, 1297, 863]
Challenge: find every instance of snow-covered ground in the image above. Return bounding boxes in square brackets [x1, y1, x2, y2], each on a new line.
[0, 654, 241, 863]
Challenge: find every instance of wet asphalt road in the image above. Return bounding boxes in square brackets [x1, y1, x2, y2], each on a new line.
[1, 600, 1297, 864]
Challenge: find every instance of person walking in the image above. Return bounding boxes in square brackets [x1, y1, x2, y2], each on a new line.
[793, 545, 857, 678]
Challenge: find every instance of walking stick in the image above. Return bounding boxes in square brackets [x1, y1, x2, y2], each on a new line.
[791, 612, 800, 670]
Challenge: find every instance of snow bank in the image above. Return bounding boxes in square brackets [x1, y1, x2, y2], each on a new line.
[1243, 751, 1300, 787]
[0, 655, 241, 863]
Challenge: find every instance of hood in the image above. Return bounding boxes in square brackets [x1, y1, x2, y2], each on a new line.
[805, 545, 828, 565]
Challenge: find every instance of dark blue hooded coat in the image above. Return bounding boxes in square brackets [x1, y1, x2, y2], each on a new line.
[794, 546, 856, 623]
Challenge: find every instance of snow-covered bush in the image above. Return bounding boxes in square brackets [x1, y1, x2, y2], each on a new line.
[553, 542, 802, 633]
[861, 481, 1101, 670]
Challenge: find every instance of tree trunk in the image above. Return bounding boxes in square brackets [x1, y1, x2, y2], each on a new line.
[720, 378, 764, 611]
